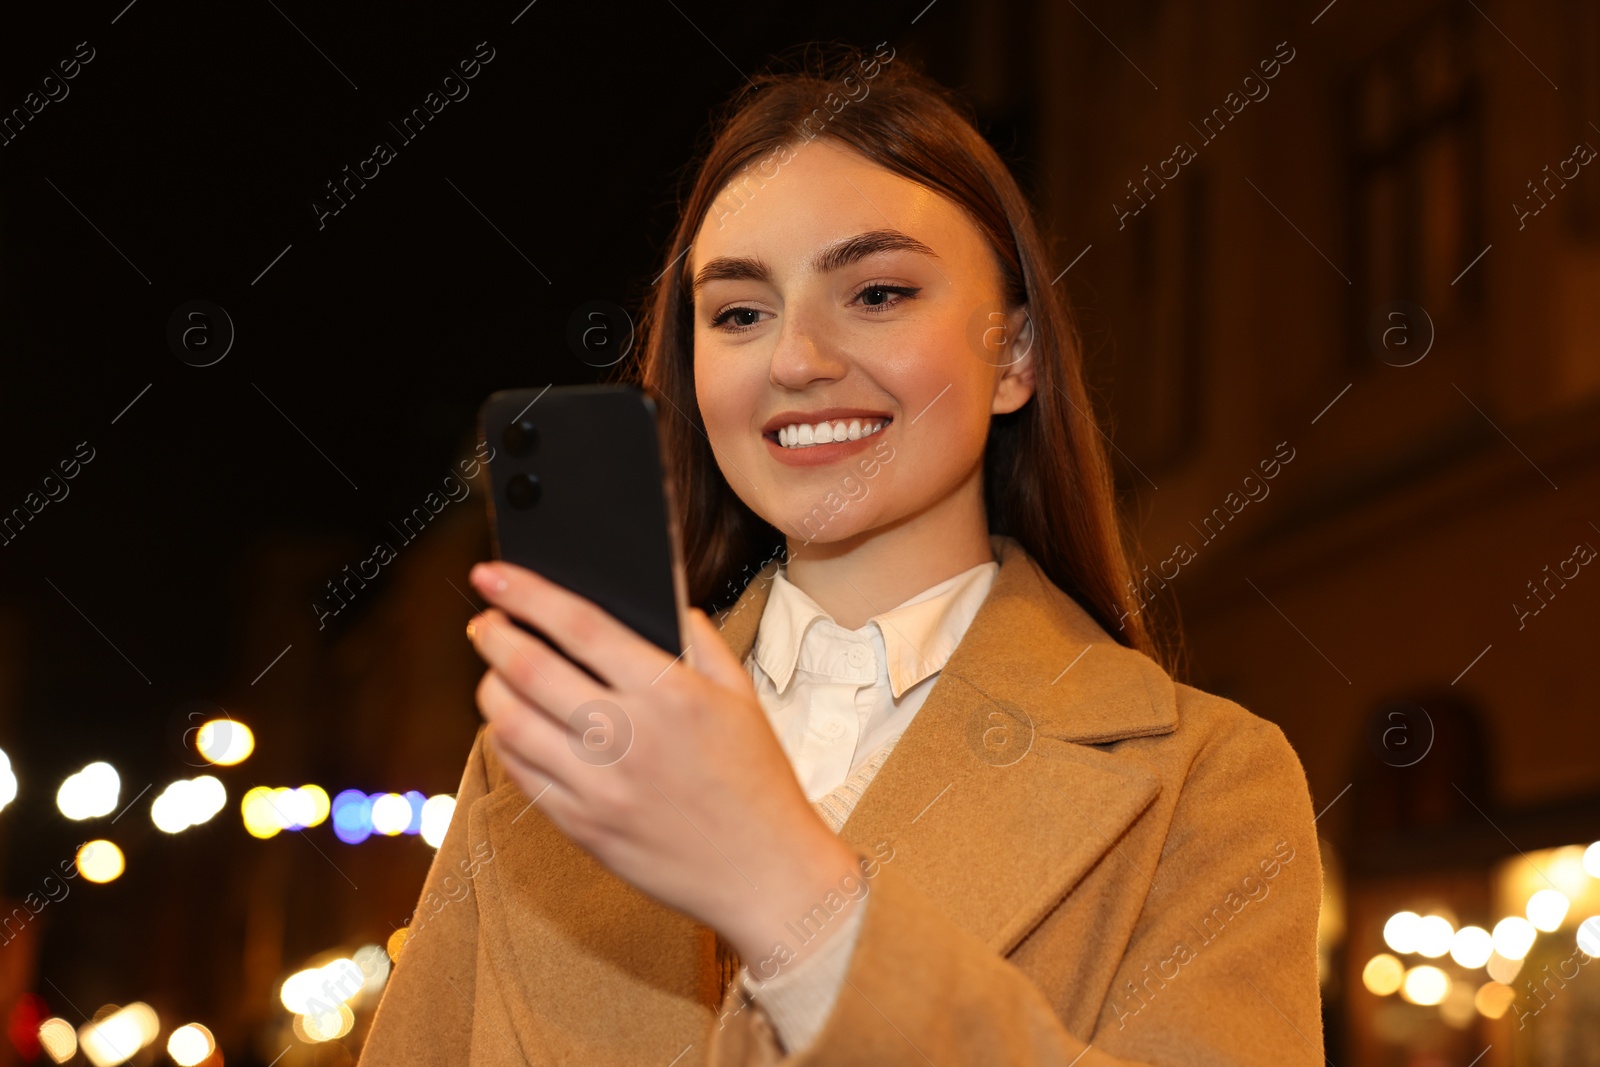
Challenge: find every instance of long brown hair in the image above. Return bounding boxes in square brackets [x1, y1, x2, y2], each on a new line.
[618, 44, 1173, 672]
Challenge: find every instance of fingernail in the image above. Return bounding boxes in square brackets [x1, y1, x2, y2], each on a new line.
[466, 615, 481, 642]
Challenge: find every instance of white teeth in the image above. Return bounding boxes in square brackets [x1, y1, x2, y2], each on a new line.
[772, 418, 888, 449]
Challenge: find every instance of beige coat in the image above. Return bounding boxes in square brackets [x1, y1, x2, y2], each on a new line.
[358, 535, 1324, 1065]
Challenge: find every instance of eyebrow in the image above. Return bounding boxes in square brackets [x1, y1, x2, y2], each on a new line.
[688, 228, 940, 295]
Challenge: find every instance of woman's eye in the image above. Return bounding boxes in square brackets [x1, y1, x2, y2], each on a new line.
[710, 306, 765, 331]
[853, 284, 920, 311]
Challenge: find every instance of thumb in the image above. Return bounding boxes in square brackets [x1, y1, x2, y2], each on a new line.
[682, 607, 749, 690]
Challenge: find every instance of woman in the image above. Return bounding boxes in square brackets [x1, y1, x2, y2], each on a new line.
[359, 46, 1323, 1066]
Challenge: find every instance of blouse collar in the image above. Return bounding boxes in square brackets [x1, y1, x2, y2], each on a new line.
[750, 557, 1000, 700]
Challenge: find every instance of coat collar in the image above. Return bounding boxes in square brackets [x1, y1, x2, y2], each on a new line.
[716, 533, 1180, 955]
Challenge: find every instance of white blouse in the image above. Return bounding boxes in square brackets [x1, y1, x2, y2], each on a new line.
[733, 556, 1000, 1052]
[746, 558, 1000, 800]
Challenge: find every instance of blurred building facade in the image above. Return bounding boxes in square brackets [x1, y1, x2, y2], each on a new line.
[935, 0, 1600, 1061]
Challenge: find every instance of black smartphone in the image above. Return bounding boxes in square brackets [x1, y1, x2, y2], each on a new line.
[478, 384, 690, 666]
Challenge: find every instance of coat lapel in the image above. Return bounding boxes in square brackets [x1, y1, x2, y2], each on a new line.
[715, 534, 1179, 956]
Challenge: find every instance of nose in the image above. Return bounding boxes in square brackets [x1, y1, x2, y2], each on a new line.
[768, 308, 847, 390]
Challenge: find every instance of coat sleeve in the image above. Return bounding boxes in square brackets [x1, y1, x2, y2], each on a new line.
[707, 715, 1325, 1066]
[357, 725, 493, 1065]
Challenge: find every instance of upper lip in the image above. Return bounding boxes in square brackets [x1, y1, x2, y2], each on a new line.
[760, 408, 893, 435]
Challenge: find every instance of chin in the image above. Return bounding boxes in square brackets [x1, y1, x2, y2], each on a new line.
[736, 488, 863, 544]
[769, 502, 881, 548]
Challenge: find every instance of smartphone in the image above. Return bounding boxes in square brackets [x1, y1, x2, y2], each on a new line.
[478, 385, 690, 668]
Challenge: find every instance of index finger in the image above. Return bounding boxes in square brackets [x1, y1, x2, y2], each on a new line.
[469, 561, 679, 691]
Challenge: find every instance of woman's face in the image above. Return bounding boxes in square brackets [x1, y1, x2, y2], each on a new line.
[689, 138, 1034, 546]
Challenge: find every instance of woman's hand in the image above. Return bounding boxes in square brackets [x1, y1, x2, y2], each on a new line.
[465, 560, 863, 969]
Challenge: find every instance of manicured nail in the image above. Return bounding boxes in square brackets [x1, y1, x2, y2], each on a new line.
[466, 615, 481, 642]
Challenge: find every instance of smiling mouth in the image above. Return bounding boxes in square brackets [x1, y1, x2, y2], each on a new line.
[765, 417, 892, 450]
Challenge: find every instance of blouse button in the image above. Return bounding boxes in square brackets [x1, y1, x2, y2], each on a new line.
[846, 644, 869, 668]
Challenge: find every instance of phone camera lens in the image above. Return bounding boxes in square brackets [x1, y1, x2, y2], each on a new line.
[506, 472, 541, 509]
[502, 418, 539, 457]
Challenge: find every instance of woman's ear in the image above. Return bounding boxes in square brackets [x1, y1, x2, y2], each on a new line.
[991, 305, 1037, 415]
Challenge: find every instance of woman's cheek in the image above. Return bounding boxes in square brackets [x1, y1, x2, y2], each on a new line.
[696, 352, 769, 513]
[692, 348, 735, 446]
[703, 362, 756, 459]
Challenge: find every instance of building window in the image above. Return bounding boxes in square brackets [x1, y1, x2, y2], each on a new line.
[1345, 5, 1481, 357]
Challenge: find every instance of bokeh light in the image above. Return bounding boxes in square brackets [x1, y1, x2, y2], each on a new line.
[319, 958, 366, 1005]
[420, 794, 456, 848]
[76, 840, 124, 884]
[1486, 951, 1524, 984]
[1474, 981, 1516, 1019]
[0, 748, 18, 814]
[37, 1018, 76, 1064]
[77, 1003, 157, 1067]
[295, 1003, 354, 1043]
[1583, 841, 1600, 879]
[1383, 911, 1420, 954]
[386, 926, 410, 962]
[1544, 845, 1591, 898]
[1526, 889, 1570, 932]
[244, 785, 430, 844]
[1449, 925, 1493, 968]
[1577, 916, 1600, 957]
[242, 784, 332, 838]
[1414, 915, 1454, 958]
[1361, 953, 1404, 995]
[274, 786, 330, 830]
[297, 785, 331, 828]
[332, 790, 373, 844]
[150, 776, 227, 834]
[281, 958, 368, 1016]
[1492, 916, 1537, 960]
[165, 1023, 215, 1066]
[354, 943, 390, 995]
[1400, 965, 1450, 1006]
[242, 787, 282, 839]
[370, 793, 412, 836]
[57, 762, 120, 820]
[280, 968, 322, 1015]
[195, 718, 254, 765]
